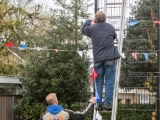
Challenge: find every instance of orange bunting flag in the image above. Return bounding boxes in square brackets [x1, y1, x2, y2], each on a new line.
[131, 52, 137, 61]
[6, 42, 13, 48]
[51, 48, 58, 52]
[92, 69, 98, 80]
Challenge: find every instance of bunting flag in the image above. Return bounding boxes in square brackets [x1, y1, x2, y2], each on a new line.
[36, 47, 42, 51]
[92, 69, 98, 80]
[77, 51, 83, 57]
[6, 42, 13, 47]
[20, 44, 27, 49]
[20, 41, 26, 45]
[121, 53, 126, 59]
[154, 21, 160, 24]
[95, 83, 101, 103]
[3, 42, 157, 62]
[131, 52, 137, 61]
[92, 69, 101, 102]
[129, 20, 140, 26]
[143, 53, 149, 62]
[51, 49, 58, 52]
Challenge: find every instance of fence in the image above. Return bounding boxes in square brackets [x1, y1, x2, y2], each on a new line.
[118, 0, 157, 119]
[0, 95, 21, 120]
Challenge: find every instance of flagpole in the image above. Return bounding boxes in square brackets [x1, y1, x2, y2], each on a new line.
[157, 0, 160, 119]
[92, 71, 98, 120]
[93, 0, 98, 95]
[93, 1, 99, 120]
[95, 0, 98, 13]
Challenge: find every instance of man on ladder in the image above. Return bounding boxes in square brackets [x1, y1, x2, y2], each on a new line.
[82, 10, 120, 118]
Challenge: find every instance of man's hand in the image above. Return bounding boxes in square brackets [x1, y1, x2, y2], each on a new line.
[89, 97, 96, 104]
[89, 17, 94, 22]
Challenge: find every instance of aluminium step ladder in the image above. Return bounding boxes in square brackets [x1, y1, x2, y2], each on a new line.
[92, 0, 127, 120]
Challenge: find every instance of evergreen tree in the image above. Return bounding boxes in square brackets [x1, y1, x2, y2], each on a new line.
[0, 0, 46, 75]
[0, 0, 44, 94]
[14, 0, 93, 119]
[120, 0, 158, 92]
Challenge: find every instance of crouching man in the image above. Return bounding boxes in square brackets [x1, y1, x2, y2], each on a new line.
[40, 93, 96, 120]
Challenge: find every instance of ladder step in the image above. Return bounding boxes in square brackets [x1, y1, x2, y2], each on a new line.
[115, 29, 119, 31]
[106, 16, 121, 19]
[106, 3, 122, 5]
[98, 110, 112, 113]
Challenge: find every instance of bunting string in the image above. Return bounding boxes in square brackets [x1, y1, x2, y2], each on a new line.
[2, 42, 160, 62]
[124, 61, 157, 64]
[6, 47, 25, 62]
[127, 72, 160, 74]
[124, 76, 159, 78]
[2, 42, 85, 62]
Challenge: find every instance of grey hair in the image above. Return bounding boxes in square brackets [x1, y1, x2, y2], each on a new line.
[95, 11, 106, 23]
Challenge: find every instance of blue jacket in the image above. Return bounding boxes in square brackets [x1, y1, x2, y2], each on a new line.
[47, 105, 63, 114]
[82, 20, 120, 63]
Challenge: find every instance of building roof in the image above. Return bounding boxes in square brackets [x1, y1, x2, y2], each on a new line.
[0, 76, 21, 88]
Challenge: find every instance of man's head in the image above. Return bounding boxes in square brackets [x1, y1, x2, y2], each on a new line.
[46, 93, 58, 105]
[95, 11, 106, 23]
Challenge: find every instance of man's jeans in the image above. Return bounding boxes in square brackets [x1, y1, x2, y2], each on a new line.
[94, 59, 116, 105]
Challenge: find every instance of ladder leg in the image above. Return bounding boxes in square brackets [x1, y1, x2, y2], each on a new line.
[93, 104, 97, 120]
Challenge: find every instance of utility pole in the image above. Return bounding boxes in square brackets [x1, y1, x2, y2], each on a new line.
[157, 0, 160, 120]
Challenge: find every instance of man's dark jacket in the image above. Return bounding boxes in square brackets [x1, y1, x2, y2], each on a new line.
[82, 20, 120, 63]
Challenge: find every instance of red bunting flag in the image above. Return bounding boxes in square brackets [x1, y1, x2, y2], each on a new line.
[131, 52, 137, 61]
[92, 69, 98, 80]
[154, 21, 160, 24]
[93, 20, 96, 24]
[6, 42, 13, 48]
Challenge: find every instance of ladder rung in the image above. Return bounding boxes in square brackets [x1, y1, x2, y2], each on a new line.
[98, 110, 112, 113]
[106, 16, 121, 19]
[106, 3, 122, 5]
[115, 29, 119, 31]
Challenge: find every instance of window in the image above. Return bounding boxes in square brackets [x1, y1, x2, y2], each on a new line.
[140, 94, 149, 104]
[125, 99, 131, 104]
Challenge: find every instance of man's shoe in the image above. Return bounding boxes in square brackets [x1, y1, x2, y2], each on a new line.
[95, 103, 102, 111]
[102, 103, 112, 111]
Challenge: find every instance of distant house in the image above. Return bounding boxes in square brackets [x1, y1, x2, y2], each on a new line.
[88, 71, 156, 105]
[89, 83, 156, 104]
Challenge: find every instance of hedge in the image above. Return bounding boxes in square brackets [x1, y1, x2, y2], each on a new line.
[69, 103, 155, 120]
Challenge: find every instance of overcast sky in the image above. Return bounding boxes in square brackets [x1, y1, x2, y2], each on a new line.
[32, 0, 94, 15]
[33, 0, 55, 8]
